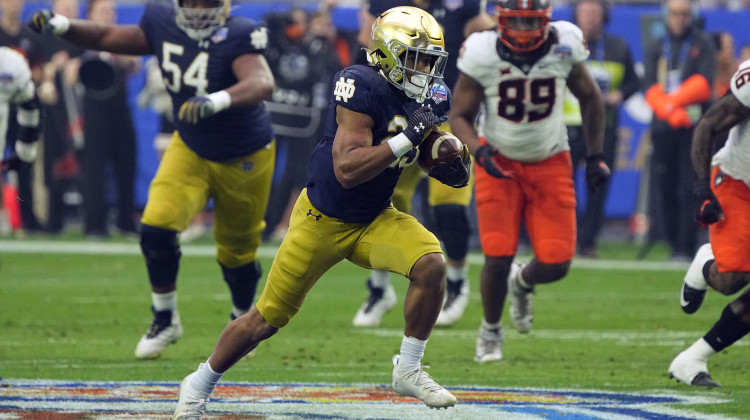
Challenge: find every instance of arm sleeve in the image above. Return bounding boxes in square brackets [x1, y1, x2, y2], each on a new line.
[332, 67, 375, 115]
[233, 21, 269, 55]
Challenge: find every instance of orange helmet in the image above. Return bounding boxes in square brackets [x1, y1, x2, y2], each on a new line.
[495, 0, 552, 53]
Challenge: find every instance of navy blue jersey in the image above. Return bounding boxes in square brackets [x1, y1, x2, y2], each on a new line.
[369, 0, 486, 88]
[139, 3, 273, 162]
[306, 65, 451, 223]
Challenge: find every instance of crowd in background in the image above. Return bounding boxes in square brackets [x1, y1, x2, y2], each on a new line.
[1, 0, 750, 262]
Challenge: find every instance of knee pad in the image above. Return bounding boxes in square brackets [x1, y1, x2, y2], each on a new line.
[140, 224, 181, 288]
[221, 260, 263, 311]
[432, 204, 471, 260]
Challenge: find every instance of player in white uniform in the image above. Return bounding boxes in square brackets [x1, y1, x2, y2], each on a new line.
[0, 46, 42, 234]
[669, 58, 750, 387]
[450, 0, 608, 362]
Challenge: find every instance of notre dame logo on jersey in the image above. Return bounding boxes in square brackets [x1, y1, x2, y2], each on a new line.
[333, 77, 356, 103]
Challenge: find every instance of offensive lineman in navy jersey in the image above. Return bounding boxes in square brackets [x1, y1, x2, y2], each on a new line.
[167, 6, 467, 417]
[29, 0, 276, 360]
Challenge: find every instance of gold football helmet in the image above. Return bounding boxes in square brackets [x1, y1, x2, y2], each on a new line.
[367, 6, 447, 103]
[174, 0, 231, 40]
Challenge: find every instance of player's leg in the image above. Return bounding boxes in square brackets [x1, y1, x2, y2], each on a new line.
[512, 152, 576, 333]
[136, 133, 210, 359]
[682, 169, 750, 313]
[350, 207, 455, 408]
[670, 170, 750, 386]
[352, 164, 422, 326]
[210, 142, 274, 321]
[669, 288, 750, 387]
[473, 160, 522, 361]
[175, 189, 356, 417]
[429, 166, 474, 327]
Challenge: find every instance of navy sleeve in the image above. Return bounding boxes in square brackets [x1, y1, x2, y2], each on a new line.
[226, 18, 269, 55]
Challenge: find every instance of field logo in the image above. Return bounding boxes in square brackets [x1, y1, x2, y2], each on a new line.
[0, 380, 737, 419]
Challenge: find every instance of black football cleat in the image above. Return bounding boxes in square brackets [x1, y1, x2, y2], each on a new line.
[690, 372, 721, 387]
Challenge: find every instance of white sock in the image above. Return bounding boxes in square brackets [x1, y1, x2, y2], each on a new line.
[683, 338, 717, 362]
[189, 359, 224, 398]
[481, 319, 501, 331]
[516, 266, 532, 290]
[231, 306, 248, 319]
[369, 269, 392, 289]
[152, 291, 177, 312]
[479, 319, 502, 340]
[398, 335, 426, 373]
[446, 264, 468, 282]
[684, 243, 714, 290]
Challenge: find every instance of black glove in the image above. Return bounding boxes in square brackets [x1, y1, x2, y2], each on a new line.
[475, 145, 511, 179]
[402, 107, 447, 147]
[585, 153, 611, 193]
[428, 150, 471, 188]
[28, 9, 67, 35]
[178, 96, 215, 124]
[1, 155, 29, 173]
[694, 179, 723, 228]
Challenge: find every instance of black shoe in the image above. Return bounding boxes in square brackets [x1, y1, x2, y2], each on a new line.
[680, 282, 706, 314]
[691, 372, 721, 387]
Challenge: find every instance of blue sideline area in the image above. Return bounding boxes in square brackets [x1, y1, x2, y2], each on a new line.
[21, 3, 750, 217]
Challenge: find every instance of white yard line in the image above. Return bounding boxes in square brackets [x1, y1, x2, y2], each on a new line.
[0, 240, 687, 271]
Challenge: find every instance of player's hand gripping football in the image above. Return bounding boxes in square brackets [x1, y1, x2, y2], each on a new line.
[474, 145, 511, 179]
[402, 106, 447, 147]
[693, 179, 723, 228]
[428, 146, 471, 188]
[28, 9, 70, 35]
[585, 153, 611, 193]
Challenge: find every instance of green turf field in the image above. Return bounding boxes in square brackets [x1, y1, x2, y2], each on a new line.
[1, 238, 748, 419]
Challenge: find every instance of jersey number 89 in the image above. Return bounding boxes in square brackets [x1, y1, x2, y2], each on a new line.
[497, 78, 555, 123]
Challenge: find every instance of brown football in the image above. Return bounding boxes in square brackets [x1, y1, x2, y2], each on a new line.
[417, 130, 469, 173]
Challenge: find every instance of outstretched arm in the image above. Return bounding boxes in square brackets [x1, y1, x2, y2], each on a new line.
[29, 10, 151, 55]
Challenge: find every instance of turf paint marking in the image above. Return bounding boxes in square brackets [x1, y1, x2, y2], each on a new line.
[0, 379, 738, 419]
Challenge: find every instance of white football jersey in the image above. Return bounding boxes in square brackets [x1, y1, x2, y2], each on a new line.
[0, 47, 34, 151]
[0, 47, 33, 104]
[457, 21, 589, 162]
[712, 58, 750, 185]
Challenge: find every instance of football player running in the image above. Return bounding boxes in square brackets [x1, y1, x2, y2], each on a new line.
[351, 0, 495, 329]
[29, 0, 276, 359]
[668, 58, 750, 387]
[169, 6, 468, 417]
[450, 0, 608, 362]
